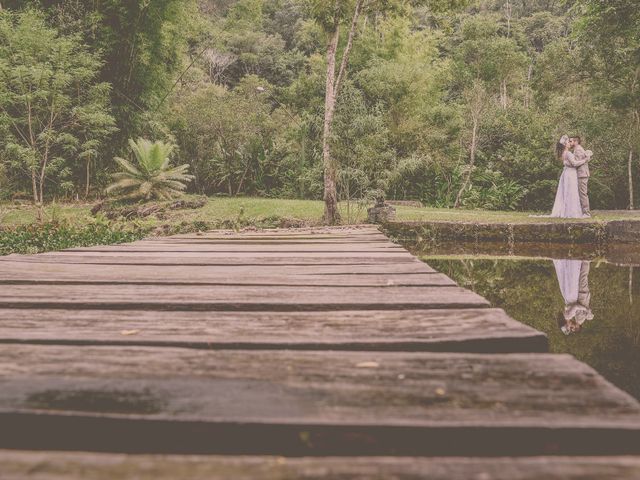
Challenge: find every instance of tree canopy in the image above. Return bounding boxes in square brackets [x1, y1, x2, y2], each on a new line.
[0, 0, 638, 212]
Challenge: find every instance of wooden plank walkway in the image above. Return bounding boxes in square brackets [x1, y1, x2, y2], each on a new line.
[3, 452, 640, 479]
[1, 226, 639, 475]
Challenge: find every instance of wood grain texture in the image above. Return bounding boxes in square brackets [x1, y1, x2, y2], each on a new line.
[0, 262, 437, 278]
[0, 308, 547, 352]
[0, 285, 489, 310]
[6, 226, 638, 462]
[66, 243, 404, 252]
[0, 254, 421, 266]
[163, 227, 384, 237]
[1, 347, 640, 455]
[3, 452, 640, 480]
[136, 239, 394, 246]
[0, 273, 455, 287]
[38, 251, 415, 258]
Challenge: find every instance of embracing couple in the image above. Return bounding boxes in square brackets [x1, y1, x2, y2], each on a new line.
[551, 135, 593, 218]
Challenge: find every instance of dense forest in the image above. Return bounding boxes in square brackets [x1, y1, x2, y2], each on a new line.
[0, 0, 638, 215]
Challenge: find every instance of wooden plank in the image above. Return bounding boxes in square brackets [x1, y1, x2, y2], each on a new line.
[1, 347, 639, 455]
[147, 236, 392, 243]
[0, 255, 420, 266]
[137, 238, 394, 245]
[0, 262, 437, 276]
[155, 238, 391, 244]
[166, 228, 384, 237]
[0, 285, 489, 310]
[0, 273, 454, 287]
[66, 243, 404, 252]
[3, 452, 640, 479]
[162, 233, 389, 241]
[0, 308, 547, 353]
[40, 251, 416, 259]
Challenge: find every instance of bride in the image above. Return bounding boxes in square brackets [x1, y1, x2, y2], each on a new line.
[551, 135, 588, 218]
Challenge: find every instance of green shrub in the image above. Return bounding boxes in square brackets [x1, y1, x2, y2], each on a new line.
[0, 220, 148, 255]
[107, 138, 194, 201]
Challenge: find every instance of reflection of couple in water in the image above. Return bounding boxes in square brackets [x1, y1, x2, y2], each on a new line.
[553, 259, 594, 335]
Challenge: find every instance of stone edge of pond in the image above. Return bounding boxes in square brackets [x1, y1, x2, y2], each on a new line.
[382, 219, 640, 245]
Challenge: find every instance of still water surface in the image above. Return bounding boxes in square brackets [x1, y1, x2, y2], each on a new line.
[411, 244, 640, 400]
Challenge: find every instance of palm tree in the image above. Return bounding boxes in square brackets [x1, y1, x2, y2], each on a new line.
[107, 138, 194, 201]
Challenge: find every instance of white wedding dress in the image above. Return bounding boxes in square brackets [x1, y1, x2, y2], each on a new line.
[550, 151, 584, 218]
[553, 259, 581, 305]
[551, 151, 584, 218]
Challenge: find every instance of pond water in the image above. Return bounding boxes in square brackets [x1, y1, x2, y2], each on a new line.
[410, 243, 640, 401]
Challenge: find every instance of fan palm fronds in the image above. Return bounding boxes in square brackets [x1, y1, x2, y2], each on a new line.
[107, 138, 194, 201]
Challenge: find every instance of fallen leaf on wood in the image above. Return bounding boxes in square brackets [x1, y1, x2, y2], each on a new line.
[120, 330, 141, 336]
[356, 361, 379, 368]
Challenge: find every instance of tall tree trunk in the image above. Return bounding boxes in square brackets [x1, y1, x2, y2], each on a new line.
[38, 168, 45, 204]
[322, 0, 364, 225]
[85, 158, 91, 199]
[236, 161, 250, 196]
[31, 170, 38, 204]
[322, 25, 340, 225]
[505, 0, 512, 37]
[629, 148, 634, 210]
[38, 143, 51, 205]
[630, 266, 634, 306]
[26, 100, 39, 204]
[454, 117, 479, 208]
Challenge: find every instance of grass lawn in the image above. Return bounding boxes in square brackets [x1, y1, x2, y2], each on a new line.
[0, 197, 325, 229]
[2, 196, 639, 229]
[2, 196, 638, 255]
[394, 207, 640, 224]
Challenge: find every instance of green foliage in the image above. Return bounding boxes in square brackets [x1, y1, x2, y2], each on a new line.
[1, 0, 638, 213]
[107, 139, 194, 201]
[332, 82, 396, 198]
[459, 168, 527, 210]
[4, 0, 198, 156]
[0, 220, 147, 255]
[172, 76, 286, 196]
[0, 9, 115, 202]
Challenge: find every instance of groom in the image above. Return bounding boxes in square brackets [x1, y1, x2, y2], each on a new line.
[570, 136, 591, 217]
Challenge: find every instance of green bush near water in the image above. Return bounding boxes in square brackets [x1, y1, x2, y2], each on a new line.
[0, 221, 148, 256]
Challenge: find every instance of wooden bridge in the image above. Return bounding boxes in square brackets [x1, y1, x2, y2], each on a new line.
[1, 226, 640, 478]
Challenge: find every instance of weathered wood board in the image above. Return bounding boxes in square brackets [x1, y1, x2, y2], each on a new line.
[3, 452, 640, 480]
[135, 239, 394, 245]
[1, 347, 640, 455]
[31, 251, 416, 259]
[0, 285, 489, 310]
[160, 227, 386, 238]
[3, 225, 639, 466]
[65, 242, 405, 252]
[0, 261, 437, 278]
[0, 308, 546, 352]
[0, 254, 421, 266]
[0, 272, 455, 287]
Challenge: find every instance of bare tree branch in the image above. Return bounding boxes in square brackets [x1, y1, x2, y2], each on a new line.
[334, 0, 365, 98]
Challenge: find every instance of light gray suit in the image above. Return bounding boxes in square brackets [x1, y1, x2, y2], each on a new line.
[577, 261, 591, 309]
[573, 144, 592, 215]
